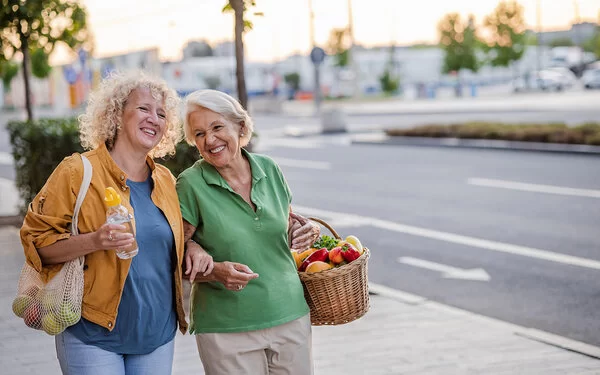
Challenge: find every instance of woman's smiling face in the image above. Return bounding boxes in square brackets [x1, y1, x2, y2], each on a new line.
[117, 88, 166, 154]
[188, 106, 245, 169]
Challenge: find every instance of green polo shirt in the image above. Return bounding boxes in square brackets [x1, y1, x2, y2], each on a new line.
[176, 150, 309, 333]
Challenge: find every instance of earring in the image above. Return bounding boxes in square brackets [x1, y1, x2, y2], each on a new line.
[240, 132, 244, 137]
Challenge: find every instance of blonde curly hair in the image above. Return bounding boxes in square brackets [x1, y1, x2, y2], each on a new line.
[79, 71, 182, 158]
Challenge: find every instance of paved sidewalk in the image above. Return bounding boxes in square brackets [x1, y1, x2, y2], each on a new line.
[1, 227, 599, 374]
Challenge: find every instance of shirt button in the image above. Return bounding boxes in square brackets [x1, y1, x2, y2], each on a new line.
[121, 186, 126, 191]
[120, 175, 125, 181]
[254, 217, 259, 221]
[108, 322, 113, 328]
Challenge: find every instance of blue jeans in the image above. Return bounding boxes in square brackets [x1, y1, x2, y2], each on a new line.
[55, 330, 174, 375]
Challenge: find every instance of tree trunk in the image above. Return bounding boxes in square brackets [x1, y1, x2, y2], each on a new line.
[231, 0, 248, 110]
[20, 34, 33, 121]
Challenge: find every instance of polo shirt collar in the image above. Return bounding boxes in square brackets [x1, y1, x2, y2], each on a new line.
[201, 148, 266, 190]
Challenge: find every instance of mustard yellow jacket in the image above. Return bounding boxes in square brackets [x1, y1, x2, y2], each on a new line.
[20, 144, 188, 333]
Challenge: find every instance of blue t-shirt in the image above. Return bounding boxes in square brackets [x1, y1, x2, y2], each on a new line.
[68, 176, 177, 354]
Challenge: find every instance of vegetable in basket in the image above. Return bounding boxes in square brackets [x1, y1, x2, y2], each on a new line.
[312, 235, 339, 251]
[299, 248, 329, 272]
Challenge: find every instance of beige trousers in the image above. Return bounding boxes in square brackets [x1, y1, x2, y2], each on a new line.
[195, 314, 313, 375]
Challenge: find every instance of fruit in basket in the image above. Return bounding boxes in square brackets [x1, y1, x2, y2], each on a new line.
[340, 243, 361, 263]
[299, 248, 329, 272]
[292, 248, 319, 269]
[345, 235, 364, 255]
[328, 246, 345, 265]
[305, 261, 333, 273]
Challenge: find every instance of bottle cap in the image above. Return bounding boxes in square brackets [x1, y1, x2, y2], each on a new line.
[104, 187, 121, 207]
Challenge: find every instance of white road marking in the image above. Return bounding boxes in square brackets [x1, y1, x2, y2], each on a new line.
[260, 138, 321, 149]
[273, 157, 331, 170]
[0, 152, 12, 165]
[294, 205, 600, 271]
[468, 177, 600, 199]
[397, 256, 491, 281]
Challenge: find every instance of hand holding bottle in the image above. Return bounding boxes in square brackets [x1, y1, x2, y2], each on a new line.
[104, 187, 139, 259]
[94, 222, 135, 251]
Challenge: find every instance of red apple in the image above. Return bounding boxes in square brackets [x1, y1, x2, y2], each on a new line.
[23, 302, 43, 330]
[328, 247, 344, 265]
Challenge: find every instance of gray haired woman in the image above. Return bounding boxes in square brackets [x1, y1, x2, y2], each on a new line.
[176, 89, 319, 375]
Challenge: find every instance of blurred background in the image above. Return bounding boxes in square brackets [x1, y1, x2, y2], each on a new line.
[1, 1, 600, 372]
[1, 0, 600, 111]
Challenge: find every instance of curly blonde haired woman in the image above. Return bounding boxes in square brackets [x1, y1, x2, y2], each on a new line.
[20, 71, 207, 375]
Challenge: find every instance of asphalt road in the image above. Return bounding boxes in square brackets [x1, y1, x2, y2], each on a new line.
[1, 99, 600, 348]
[260, 136, 600, 348]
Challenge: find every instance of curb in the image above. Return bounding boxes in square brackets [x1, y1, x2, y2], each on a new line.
[369, 282, 600, 360]
[352, 134, 600, 155]
[0, 214, 22, 227]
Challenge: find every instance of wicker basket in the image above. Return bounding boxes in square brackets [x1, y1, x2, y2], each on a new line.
[298, 217, 370, 326]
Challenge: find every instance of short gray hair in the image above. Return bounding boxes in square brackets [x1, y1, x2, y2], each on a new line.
[182, 89, 253, 147]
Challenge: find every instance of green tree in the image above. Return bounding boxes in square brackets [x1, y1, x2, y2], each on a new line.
[283, 72, 300, 92]
[549, 37, 574, 48]
[438, 14, 479, 97]
[31, 48, 52, 79]
[482, 0, 527, 76]
[379, 46, 399, 95]
[222, 0, 256, 110]
[583, 13, 600, 59]
[327, 28, 350, 67]
[438, 14, 479, 74]
[0, 0, 88, 121]
[0, 60, 19, 92]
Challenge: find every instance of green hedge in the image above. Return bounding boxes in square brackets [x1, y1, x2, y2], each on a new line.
[7, 118, 200, 214]
[8, 118, 84, 212]
[385, 122, 600, 145]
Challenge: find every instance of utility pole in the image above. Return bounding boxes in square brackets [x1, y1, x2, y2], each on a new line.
[309, 0, 316, 48]
[347, 0, 359, 97]
[536, 0, 542, 73]
[308, 0, 323, 115]
[573, 0, 583, 76]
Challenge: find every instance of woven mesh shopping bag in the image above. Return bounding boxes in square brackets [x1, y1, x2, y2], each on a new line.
[12, 155, 92, 335]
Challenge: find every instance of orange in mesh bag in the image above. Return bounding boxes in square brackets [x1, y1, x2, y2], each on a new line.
[12, 155, 92, 335]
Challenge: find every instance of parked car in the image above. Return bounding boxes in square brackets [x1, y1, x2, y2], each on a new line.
[513, 70, 566, 92]
[546, 67, 578, 87]
[582, 68, 600, 89]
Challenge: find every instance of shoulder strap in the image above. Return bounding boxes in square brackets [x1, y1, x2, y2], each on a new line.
[71, 155, 93, 236]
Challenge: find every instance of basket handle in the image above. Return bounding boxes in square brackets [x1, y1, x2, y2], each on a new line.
[308, 217, 341, 240]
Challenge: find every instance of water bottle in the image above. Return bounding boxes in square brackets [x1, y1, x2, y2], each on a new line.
[104, 187, 138, 259]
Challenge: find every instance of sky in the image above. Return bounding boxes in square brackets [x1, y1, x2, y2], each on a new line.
[73, 0, 599, 63]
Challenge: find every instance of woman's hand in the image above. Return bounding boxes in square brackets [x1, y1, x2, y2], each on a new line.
[93, 223, 135, 251]
[289, 212, 320, 252]
[185, 240, 214, 282]
[211, 262, 259, 291]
